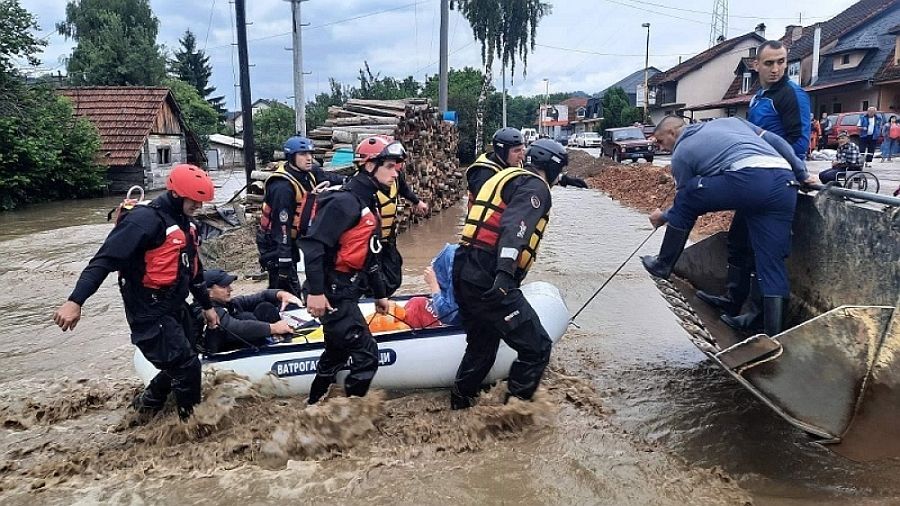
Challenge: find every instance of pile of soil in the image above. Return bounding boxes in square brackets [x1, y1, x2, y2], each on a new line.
[567, 150, 732, 237]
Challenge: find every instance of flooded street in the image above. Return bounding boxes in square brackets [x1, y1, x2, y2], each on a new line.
[2, 172, 899, 504]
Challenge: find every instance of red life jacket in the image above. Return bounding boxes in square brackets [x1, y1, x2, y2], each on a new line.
[142, 219, 200, 289]
[259, 164, 318, 239]
[334, 207, 380, 273]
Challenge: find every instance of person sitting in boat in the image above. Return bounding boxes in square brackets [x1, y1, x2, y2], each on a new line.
[640, 116, 817, 337]
[450, 139, 567, 410]
[421, 243, 461, 326]
[298, 137, 404, 405]
[194, 269, 302, 354]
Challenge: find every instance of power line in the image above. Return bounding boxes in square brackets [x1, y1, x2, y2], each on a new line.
[203, 0, 218, 51]
[206, 1, 428, 51]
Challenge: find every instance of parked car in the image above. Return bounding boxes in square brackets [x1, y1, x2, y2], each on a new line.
[602, 126, 656, 163]
[572, 131, 603, 148]
[825, 111, 891, 147]
[555, 134, 569, 146]
[521, 128, 538, 145]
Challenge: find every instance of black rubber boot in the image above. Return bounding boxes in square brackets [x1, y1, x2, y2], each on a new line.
[721, 277, 763, 331]
[763, 296, 786, 337]
[307, 374, 333, 405]
[640, 225, 690, 280]
[696, 264, 750, 317]
[131, 372, 171, 414]
[450, 386, 477, 410]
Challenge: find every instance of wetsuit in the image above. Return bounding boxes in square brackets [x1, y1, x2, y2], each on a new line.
[375, 171, 422, 296]
[299, 173, 387, 404]
[257, 162, 345, 295]
[193, 290, 283, 353]
[67, 192, 211, 419]
[452, 167, 553, 408]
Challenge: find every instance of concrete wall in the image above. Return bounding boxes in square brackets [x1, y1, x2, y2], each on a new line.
[211, 143, 244, 168]
[811, 87, 880, 115]
[675, 39, 759, 112]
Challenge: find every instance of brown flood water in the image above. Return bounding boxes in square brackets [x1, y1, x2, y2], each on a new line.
[1, 171, 899, 504]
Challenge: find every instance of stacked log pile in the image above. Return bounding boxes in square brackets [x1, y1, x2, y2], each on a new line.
[247, 98, 461, 234]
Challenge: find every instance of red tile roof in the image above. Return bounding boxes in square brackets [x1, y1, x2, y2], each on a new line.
[562, 97, 588, 120]
[649, 32, 765, 86]
[58, 87, 172, 166]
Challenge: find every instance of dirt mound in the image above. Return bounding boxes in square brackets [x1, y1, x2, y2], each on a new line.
[568, 150, 732, 237]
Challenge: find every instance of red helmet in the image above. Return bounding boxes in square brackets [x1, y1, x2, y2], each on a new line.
[356, 135, 407, 164]
[166, 164, 215, 202]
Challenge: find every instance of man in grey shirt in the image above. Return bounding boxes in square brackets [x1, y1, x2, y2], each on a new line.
[641, 116, 816, 336]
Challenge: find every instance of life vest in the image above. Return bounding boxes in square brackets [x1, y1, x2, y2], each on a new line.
[334, 206, 381, 274]
[376, 182, 399, 239]
[465, 153, 506, 208]
[460, 167, 549, 277]
[142, 210, 200, 290]
[259, 164, 317, 239]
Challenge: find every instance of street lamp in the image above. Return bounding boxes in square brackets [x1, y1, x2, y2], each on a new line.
[542, 78, 549, 136]
[642, 23, 651, 124]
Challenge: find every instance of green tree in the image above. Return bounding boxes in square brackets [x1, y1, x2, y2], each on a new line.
[451, 0, 550, 156]
[57, 0, 166, 85]
[600, 87, 642, 129]
[0, 0, 45, 85]
[169, 29, 226, 119]
[0, 86, 104, 210]
[254, 102, 295, 164]
[163, 78, 218, 147]
[353, 61, 420, 100]
[305, 78, 350, 132]
[423, 67, 492, 164]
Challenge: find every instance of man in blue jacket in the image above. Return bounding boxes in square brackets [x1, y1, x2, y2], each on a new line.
[641, 116, 816, 337]
[856, 107, 882, 166]
[697, 40, 812, 331]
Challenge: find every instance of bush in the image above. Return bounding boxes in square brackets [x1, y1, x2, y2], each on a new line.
[0, 84, 105, 210]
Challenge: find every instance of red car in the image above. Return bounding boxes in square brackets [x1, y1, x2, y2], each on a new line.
[825, 111, 890, 147]
[601, 127, 656, 163]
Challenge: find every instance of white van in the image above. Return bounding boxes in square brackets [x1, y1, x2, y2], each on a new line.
[521, 128, 538, 145]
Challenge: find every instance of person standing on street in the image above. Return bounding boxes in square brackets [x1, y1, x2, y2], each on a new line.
[856, 107, 882, 167]
[53, 164, 220, 420]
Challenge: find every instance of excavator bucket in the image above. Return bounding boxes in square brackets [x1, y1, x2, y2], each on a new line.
[656, 188, 900, 461]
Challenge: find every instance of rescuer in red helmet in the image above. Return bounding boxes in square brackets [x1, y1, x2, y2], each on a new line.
[53, 164, 220, 421]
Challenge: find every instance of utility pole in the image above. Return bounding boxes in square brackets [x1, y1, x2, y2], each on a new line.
[235, 0, 256, 185]
[289, 0, 308, 135]
[438, 0, 449, 113]
[642, 23, 651, 123]
[502, 63, 507, 127]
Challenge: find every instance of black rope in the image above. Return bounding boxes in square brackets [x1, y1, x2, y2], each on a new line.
[570, 227, 659, 322]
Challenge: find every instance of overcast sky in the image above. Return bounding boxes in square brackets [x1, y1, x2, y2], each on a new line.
[23, 0, 854, 109]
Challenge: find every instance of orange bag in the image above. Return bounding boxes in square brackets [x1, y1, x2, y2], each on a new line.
[367, 302, 409, 333]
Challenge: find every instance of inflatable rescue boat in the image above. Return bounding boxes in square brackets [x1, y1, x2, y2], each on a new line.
[134, 281, 569, 394]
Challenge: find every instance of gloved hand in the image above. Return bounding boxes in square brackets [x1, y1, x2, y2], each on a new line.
[559, 174, 588, 188]
[481, 271, 517, 300]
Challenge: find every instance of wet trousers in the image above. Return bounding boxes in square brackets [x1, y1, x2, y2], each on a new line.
[308, 280, 380, 404]
[452, 247, 552, 401]
[266, 246, 303, 296]
[127, 303, 202, 415]
[665, 168, 798, 297]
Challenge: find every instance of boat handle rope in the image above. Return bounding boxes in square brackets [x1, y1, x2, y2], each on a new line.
[570, 227, 659, 324]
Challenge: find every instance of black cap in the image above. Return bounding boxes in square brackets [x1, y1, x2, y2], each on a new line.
[203, 268, 237, 288]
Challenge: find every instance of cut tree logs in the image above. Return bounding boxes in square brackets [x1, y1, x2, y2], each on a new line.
[246, 98, 461, 237]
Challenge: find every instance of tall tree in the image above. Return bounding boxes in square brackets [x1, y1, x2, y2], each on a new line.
[163, 78, 219, 146]
[450, 0, 550, 156]
[0, 0, 45, 83]
[423, 67, 492, 164]
[305, 78, 351, 133]
[354, 61, 421, 100]
[169, 29, 226, 119]
[601, 87, 642, 130]
[254, 102, 295, 164]
[57, 0, 166, 85]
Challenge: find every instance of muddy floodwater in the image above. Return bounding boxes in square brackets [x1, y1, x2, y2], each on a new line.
[2, 168, 900, 504]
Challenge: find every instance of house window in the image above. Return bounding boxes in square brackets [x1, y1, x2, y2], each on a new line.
[576, 107, 586, 119]
[741, 72, 752, 94]
[749, 47, 756, 58]
[157, 146, 171, 165]
[862, 100, 869, 111]
[787, 61, 801, 85]
[841, 54, 850, 65]
[726, 107, 737, 117]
